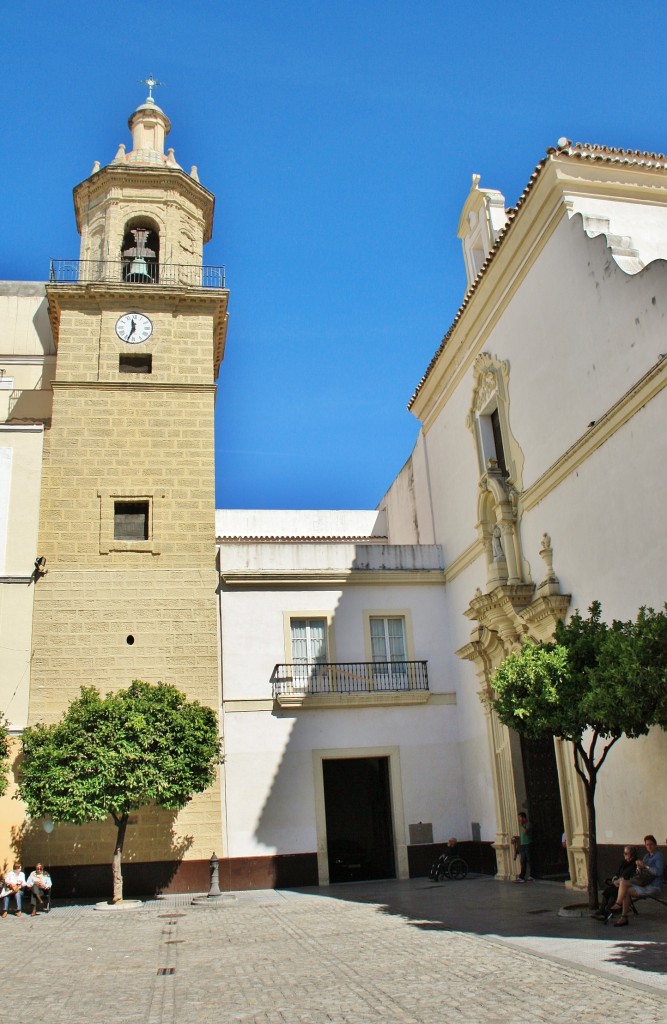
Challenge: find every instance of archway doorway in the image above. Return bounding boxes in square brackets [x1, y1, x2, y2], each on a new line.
[520, 734, 568, 878]
[323, 757, 396, 883]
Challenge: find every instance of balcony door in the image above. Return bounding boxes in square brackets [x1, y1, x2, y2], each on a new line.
[290, 618, 327, 693]
[370, 616, 408, 689]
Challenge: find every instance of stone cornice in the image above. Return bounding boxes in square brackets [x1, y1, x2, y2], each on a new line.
[223, 692, 456, 713]
[274, 690, 431, 709]
[51, 381, 216, 394]
[73, 164, 215, 241]
[220, 568, 447, 587]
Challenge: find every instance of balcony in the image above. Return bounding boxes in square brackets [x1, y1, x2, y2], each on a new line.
[271, 661, 430, 709]
[49, 259, 226, 290]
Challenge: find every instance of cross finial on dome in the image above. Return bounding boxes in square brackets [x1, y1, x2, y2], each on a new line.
[139, 75, 164, 102]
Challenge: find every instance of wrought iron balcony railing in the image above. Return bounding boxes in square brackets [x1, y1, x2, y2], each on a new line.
[272, 661, 429, 698]
[49, 259, 226, 289]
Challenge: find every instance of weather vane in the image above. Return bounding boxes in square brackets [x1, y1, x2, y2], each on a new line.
[139, 75, 164, 100]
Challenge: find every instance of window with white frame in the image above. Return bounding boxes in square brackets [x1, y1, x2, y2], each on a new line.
[369, 616, 408, 689]
[290, 618, 328, 690]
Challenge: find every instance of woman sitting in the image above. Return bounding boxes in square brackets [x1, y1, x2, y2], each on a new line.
[593, 845, 637, 921]
[612, 835, 664, 927]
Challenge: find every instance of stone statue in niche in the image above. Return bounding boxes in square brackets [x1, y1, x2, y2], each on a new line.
[492, 525, 505, 562]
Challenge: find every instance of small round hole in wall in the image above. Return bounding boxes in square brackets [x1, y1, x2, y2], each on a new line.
[126, 635, 135, 646]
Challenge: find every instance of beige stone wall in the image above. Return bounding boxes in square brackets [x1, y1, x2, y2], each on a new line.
[28, 292, 223, 863]
[0, 738, 25, 874]
[52, 302, 219, 386]
[38, 386, 215, 569]
[30, 568, 219, 716]
[20, 783, 222, 868]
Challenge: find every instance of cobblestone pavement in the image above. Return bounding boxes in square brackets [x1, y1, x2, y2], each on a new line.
[0, 878, 666, 1024]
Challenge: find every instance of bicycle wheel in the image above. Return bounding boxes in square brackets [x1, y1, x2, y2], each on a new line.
[447, 857, 468, 880]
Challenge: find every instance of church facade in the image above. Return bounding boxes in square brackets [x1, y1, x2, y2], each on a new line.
[0, 98, 665, 893]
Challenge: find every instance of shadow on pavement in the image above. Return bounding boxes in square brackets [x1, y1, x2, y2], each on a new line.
[291, 874, 667, 974]
[607, 942, 667, 975]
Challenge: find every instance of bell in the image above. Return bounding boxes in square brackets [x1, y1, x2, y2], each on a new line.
[126, 256, 151, 282]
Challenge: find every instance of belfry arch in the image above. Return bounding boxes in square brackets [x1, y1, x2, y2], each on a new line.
[121, 217, 161, 284]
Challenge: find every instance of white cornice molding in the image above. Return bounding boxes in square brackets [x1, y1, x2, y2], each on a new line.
[0, 424, 44, 433]
[274, 690, 431, 709]
[219, 568, 447, 587]
[0, 355, 56, 365]
[522, 355, 667, 511]
[223, 693, 456, 713]
[443, 537, 484, 584]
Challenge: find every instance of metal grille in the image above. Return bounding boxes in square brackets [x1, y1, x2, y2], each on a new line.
[49, 259, 226, 289]
[271, 661, 429, 697]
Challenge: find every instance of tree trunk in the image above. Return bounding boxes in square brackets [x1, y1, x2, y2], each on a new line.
[112, 813, 129, 903]
[583, 774, 598, 909]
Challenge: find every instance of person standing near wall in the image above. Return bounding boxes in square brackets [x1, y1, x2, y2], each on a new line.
[515, 811, 533, 882]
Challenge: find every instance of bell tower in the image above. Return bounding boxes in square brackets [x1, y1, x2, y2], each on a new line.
[28, 86, 228, 893]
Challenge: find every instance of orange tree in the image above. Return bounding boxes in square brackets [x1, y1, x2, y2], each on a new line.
[491, 603, 667, 908]
[18, 681, 219, 902]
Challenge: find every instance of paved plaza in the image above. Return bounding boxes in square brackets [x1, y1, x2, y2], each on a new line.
[0, 876, 666, 1024]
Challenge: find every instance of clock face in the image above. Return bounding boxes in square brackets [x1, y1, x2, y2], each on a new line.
[115, 312, 153, 344]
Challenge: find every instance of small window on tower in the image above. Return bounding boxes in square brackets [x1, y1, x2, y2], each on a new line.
[114, 501, 149, 541]
[119, 354, 152, 374]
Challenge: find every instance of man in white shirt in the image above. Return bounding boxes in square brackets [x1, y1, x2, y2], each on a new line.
[25, 863, 52, 916]
[1, 863, 26, 917]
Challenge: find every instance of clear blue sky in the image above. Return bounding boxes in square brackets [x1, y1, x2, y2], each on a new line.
[3, 2, 665, 509]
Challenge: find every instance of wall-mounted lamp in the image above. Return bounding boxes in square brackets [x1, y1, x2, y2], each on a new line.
[33, 556, 47, 579]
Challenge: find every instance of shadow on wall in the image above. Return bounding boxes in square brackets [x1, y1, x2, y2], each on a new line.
[240, 542, 472, 889]
[15, 808, 195, 900]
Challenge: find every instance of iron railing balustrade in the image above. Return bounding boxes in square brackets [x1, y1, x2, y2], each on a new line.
[49, 259, 226, 289]
[272, 660, 429, 698]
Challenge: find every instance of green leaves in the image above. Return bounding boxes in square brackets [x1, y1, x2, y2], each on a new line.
[491, 602, 667, 744]
[18, 681, 220, 825]
[0, 716, 10, 799]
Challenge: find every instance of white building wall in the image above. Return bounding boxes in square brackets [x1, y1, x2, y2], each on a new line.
[381, 185, 667, 865]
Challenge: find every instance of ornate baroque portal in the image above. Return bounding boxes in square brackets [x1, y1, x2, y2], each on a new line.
[457, 354, 587, 889]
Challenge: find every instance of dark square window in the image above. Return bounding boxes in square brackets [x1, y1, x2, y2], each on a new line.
[119, 354, 152, 374]
[114, 501, 149, 541]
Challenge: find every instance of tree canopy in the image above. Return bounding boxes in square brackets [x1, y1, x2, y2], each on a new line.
[19, 680, 220, 901]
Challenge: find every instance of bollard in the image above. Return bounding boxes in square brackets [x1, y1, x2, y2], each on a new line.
[208, 851, 222, 898]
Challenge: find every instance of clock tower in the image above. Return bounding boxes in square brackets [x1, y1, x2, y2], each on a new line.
[28, 88, 228, 893]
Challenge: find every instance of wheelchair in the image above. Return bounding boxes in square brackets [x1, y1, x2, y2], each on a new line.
[428, 850, 468, 882]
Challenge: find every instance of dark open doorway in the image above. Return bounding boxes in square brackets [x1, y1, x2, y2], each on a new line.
[323, 756, 396, 883]
[520, 734, 568, 878]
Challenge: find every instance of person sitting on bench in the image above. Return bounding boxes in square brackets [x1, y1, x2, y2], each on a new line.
[25, 864, 52, 916]
[1, 863, 26, 918]
[593, 845, 637, 920]
[613, 835, 664, 927]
